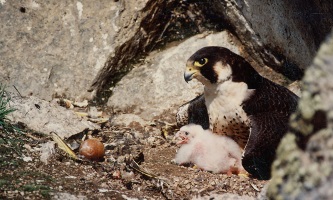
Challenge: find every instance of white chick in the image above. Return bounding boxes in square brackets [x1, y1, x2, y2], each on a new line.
[174, 124, 245, 175]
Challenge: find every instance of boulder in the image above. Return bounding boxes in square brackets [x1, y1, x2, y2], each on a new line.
[267, 30, 333, 199]
[8, 95, 99, 139]
[0, 0, 148, 101]
[107, 31, 240, 123]
[204, 0, 333, 80]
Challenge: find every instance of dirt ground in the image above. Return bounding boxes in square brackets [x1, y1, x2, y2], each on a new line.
[0, 117, 267, 199]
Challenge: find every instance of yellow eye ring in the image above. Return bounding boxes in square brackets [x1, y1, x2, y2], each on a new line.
[194, 58, 208, 67]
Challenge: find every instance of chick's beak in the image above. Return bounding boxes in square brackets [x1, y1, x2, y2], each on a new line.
[173, 131, 189, 145]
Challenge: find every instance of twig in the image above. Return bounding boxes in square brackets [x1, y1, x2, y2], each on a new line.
[13, 85, 23, 98]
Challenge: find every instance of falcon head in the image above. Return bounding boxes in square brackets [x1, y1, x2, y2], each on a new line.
[174, 124, 203, 145]
[185, 46, 260, 88]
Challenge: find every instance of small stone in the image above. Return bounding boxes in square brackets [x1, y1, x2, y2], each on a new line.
[117, 156, 125, 163]
[133, 131, 144, 139]
[22, 156, 32, 162]
[185, 184, 191, 190]
[112, 170, 121, 179]
[210, 181, 216, 186]
[88, 107, 103, 119]
[23, 144, 32, 151]
[73, 100, 88, 108]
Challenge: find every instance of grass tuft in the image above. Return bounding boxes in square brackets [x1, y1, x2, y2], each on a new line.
[0, 84, 18, 134]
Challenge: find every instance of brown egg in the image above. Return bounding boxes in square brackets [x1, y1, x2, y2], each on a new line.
[79, 138, 105, 161]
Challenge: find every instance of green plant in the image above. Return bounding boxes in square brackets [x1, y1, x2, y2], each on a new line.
[0, 84, 22, 155]
[0, 84, 17, 134]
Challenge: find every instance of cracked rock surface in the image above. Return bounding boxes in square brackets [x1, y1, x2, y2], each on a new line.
[267, 31, 333, 199]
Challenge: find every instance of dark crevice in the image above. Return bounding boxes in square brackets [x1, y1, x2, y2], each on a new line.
[19, 7, 26, 13]
[265, 48, 305, 80]
[294, 110, 327, 150]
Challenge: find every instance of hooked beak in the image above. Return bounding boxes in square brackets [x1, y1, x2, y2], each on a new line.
[184, 61, 198, 83]
[184, 71, 194, 83]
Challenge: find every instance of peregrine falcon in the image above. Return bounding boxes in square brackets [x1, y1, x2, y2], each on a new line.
[180, 46, 299, 179]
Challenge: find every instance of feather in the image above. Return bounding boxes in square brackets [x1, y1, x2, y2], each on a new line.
[129, 160, 157, 179]
[51, 132, 78, 160]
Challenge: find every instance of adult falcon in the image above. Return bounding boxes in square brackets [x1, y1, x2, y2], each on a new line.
[179, 46, 299, 179]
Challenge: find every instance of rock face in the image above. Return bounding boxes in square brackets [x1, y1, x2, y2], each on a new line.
[107, 31, 240, 122]
[2, 0, 333, 124]
[267, 31, 333, 199]
[205, 0, 333, 80]
[2, 0, 332, 102]
[0, 0, 147, 101]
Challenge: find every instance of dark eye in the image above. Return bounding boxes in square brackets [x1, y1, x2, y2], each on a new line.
[198, 58, 206, 65]
[194, 58, 208, 67]
[185, 131, 189, 135]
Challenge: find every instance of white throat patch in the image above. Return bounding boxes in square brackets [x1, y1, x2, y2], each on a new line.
[213, 61, 232, 83]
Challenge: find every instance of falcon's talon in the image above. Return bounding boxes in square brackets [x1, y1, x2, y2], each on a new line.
[237, 173, 249, 178]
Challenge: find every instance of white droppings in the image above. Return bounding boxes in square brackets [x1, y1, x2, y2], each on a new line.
[23, 155, 33, 162]
[70, 29, 75, 37]
[30, 0, 40, 9]
[94, 55, 106, 71]
[112, 10, 120, 32]
[38, 141, 55, 164]
[89, 37, 93, 42]
[110, 5, 117, 10]
[102, 34, 112, 50]
[102, 34, 108, 40]
[98, 188, 109, 193]
[93, 46, 98, 52]
[103, 46, 111, 50]
[0, 0, 6, 5]
[76, 1, 83, 19]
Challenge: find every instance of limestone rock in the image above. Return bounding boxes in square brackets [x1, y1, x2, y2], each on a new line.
[0, 0, 147, 101]
[111, 113, 148, 127]
[107, 31, 240, 122]
[204, 0, 333, 80]
[8, 95, 99, 139]
[2, 0, 332, 104]
[267, 31, 333, 199]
